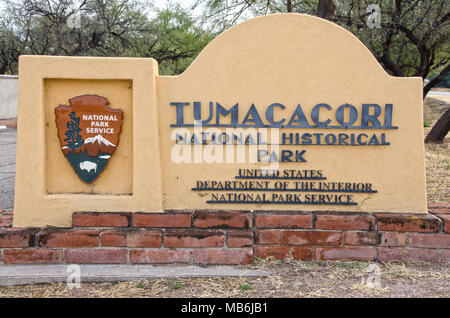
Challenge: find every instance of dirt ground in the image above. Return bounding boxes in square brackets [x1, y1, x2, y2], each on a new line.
[423, 97, 450, 203]
[430, 88, 450, 92]
[0, 260, 448, 298]
[0, 97, 448, 299]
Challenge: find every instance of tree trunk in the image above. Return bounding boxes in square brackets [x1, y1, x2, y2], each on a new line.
[287, 0, 292, 13]
[317, 0, 335, 20]
[424, 64, 450, 143]
[425, 107, 450, 143]
[424, 64, 450, 98]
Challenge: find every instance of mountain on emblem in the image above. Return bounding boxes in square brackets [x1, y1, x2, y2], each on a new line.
[85, 134, 116, 147]
[55, 95, 123, 183]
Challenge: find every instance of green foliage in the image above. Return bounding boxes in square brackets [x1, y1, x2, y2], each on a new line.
[240, 283, 251, 291]
[197, 0, 318, 31]
[434, 72, 450, 88]
[135, 4, 215, 75]
[172, 281, 183, 290]
[333, 0, 449, 79]
[135, 282, 146, 288]
[0, 0, 214, 75]
[1, 0, 448, 85]
[197, 0, 450, 88]
[424, 121, 432, 127]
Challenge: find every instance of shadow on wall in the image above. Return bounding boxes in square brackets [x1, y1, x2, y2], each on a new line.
[0, 75, 18, 120]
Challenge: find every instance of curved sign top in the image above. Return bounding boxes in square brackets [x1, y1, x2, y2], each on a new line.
[15, 14, 426, 227]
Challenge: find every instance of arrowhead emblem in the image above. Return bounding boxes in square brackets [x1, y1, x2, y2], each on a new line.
[55, 95, 123, 183]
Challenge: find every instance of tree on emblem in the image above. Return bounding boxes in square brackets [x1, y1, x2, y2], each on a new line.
[65, 112, 84, 152]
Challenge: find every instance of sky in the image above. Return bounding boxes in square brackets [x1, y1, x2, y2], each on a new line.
[0, 0, 201, 15]
[153, 0, 197, 8]
[0, 0, 206, 23]
[151, 0, 203, 17]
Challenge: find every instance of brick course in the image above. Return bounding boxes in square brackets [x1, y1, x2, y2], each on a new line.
[164, 230, 224, 248]
[376, 214, 441, 232]
[194, 211, 251, 229]
[36, 229, 100, 247]
[130, 250, 191, 264]
[101, 230, 162, 247]
[255, 213, 313, 229]
[316, 214, 375, 230]
[316, 247, 377, 261]
[0, 228, 38, 248]
[3, 249, 63, 264]
[0, 207, 449, 265]
[283, 231, 342, 246]
[133, 213, 191, 228]
[66, 249, 127, 264]
[72, 212, 131, 227]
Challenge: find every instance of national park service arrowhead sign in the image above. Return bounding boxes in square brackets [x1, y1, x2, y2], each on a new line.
[14, 14, 428, 227]
[55, 95, 123, 183]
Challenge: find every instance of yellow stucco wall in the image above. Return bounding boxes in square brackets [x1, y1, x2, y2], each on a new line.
[14, 57, 162, 227]
[14, 14, 427, 227]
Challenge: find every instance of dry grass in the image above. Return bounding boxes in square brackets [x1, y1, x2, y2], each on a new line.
[424, 97, 450, 202]
[0, 260, 448, 298]
[430, 88, 450, 92]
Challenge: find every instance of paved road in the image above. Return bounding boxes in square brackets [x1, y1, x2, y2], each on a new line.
[0, 128, 16, 211]
[428, 91, 450, 105]
[428, 91, 450, 96]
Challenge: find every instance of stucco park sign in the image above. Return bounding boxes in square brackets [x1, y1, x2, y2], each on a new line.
[14, 14, 427, 227]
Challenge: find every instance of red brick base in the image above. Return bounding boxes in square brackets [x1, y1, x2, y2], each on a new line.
[1, 203, 449, 265]
[0, 118, 17, 128]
